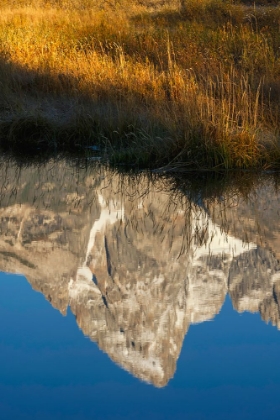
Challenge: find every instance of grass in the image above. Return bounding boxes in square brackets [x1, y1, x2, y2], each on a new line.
[1, 0, 280, 170]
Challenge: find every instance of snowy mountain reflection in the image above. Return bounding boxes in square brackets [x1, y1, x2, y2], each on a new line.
[0, 160, 280, 387]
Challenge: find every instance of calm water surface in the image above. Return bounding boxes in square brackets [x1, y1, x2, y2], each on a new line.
[0, 160, 280, 419]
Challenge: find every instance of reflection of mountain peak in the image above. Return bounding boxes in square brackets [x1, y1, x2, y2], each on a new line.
[67, 178, 256, 386]
[0, 161, 280, 386]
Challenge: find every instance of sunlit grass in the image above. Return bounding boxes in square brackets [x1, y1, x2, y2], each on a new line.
[0, 0, 280, 169]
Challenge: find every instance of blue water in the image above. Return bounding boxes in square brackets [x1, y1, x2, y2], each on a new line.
[1, 272, 280, 420]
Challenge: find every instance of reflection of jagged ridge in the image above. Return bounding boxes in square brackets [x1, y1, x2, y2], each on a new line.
[0, 162, 280, 386]
[206, 183, 280, 328]
[0, 161, 101, 313]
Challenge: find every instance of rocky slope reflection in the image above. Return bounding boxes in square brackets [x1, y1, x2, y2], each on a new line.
[0, 161, 280, 386]
[205, 181, 280, 329]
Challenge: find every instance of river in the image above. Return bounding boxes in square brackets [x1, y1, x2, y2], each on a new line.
[0, 158, 280, 419]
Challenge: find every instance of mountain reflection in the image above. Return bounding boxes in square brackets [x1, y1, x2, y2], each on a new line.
[0, 160, 280, 387]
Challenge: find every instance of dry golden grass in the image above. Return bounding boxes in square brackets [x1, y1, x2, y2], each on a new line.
[0, 0, 280, 169]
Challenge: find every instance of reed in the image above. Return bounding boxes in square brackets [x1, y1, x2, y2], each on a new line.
[0, 0, 280, 169]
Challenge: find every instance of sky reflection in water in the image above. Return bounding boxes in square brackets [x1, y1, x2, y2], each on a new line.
[0, 161, 280, 419]
[1, 275, 280, 420]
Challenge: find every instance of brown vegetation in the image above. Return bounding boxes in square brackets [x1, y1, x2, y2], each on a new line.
[0, 0, 280, 169]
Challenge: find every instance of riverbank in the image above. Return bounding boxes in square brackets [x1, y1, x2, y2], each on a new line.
[1, 0, 280, 170]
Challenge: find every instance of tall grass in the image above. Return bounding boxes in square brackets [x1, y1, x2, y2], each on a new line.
[0, 0, 280, 169]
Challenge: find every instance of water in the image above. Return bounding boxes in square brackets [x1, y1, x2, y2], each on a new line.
[0, 159, 280, 419]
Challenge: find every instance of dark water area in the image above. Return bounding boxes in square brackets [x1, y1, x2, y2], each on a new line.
[0, 158, 280, 419]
